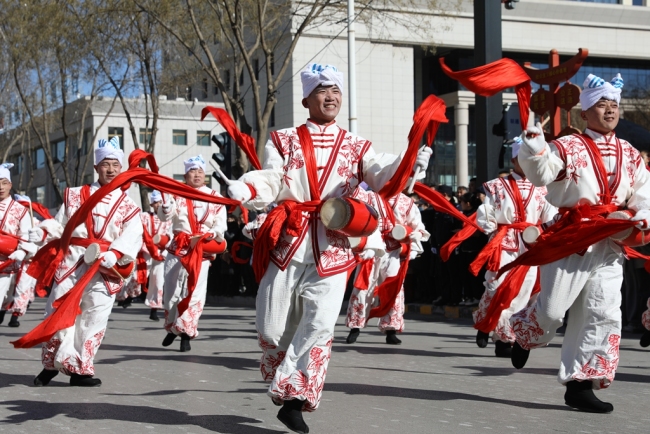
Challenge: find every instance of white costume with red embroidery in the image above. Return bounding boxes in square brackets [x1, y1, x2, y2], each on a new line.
[474, 173, 557, 343]
[39, 183, 143, 376]
[0, 198, 32, 309]
[511, 129, 650, 388]
[7, 215, 43, 316]
[242, 120, 403, 411]
[346, 192, 428, 333]
[161, 185, 226, 338]
[142, 211, 171, 309]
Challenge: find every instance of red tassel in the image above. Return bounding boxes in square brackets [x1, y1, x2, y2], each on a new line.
[440, 213, 479, 262]
[378, 95, 448, 199]
[439, 57, 531, 129]
[413, 183, 481, 230]
[201, 106, 262, 171]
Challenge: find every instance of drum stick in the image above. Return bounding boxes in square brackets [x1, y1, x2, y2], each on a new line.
[407, 146, 427, 194]
[28, 202, 34, 229]
[209, 160, 233, 186]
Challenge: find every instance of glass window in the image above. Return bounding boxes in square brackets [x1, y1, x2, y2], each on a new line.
[173, 174, 184, 182]
[173, 130, 187, 146]
[33, 148, 45, 169]
[186, 86, 192, 100]
[51, 140, 65, 163]
[202, 79, 208, 99]
[139, 128, 152, 145]
[197, 131, 211, 146]
[108, 127, 124, 149]
[30, 186, 45, 205]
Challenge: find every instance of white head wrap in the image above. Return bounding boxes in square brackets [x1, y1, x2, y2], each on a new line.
[14, 193, 30, 202]
[511, 136, 523, 159]
[184, 155, 205, 174]
[301, 63, 345, 98]
[580, 73, 623, 111]
[95, 137, 124, 165]
[149, 190, 162, 204]
[0, 163, 14, 183]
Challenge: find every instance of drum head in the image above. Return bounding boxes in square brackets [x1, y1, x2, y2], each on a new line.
[522, 226, 541, 244]
[84, 243, 101, 264]
[153, 234, 161, 244]
[608, 210, 633, 241]
[320, 198, 349, 230]
[391, 225, 410, 241]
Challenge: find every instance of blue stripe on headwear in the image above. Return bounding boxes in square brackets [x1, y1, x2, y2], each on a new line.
[610, 74, 624, 89]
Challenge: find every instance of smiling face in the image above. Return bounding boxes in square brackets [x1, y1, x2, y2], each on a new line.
[0, 178, 11, 201]
[582, 98, 619, 135]
[94, 159, 122, 186]
[302, 85, 342, 124]
[184, 168, 205, 189]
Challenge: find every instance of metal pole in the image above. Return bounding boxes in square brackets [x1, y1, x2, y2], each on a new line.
[474, 0, 503, 183]
[348, 0, 357, 133]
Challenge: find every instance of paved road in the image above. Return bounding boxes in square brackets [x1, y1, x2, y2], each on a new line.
[0, 299, 648, 434]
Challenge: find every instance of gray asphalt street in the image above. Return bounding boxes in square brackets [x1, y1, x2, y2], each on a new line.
[0, 299, 648, 434]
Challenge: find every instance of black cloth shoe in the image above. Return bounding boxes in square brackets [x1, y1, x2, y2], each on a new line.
[149, 309, 160, 322]
[476, 330, 489, 348]
[162, 332, 177, 347]
[564, 380, 613, 413]
[180, 333, 191, 352]
[8, 313, 20, 327]
[511, 342, 530, 369]
[494, 340, 512, 358]
[277, 399, 309, 434]
[385, 330, 402, 345]
[346, 328, 360, 344]
[34, 369, 58, 386]
[122, 297, 133, 309]
[70, 374, 102, 387]
[640, 330, 650, 348]
[0, 310, 6, 325]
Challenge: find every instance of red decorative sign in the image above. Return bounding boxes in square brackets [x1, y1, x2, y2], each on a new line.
[531, 89, 553, 116]
[555, 83, 581, 111]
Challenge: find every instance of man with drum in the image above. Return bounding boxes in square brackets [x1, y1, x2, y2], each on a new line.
[511, 73, 650, 413]
[0, 164, 38, 326]
[345, 190, 429, 345]
[158, 155, 227, 352]
[226, 63, 431, 433]
[31, 137, 143, 387]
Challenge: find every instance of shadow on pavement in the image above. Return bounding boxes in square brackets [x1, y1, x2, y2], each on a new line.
[98, 354, 259, 371]
[332, 345, 483, 358]
[0, 401, 285, 434]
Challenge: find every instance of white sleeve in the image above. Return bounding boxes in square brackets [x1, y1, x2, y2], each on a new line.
[518, 140, 566, 188]
[110, 213, 144, 264]
[476, 195, 498, 234]
[404, 205, 429, 255]
[38, 204, 66, 242]
[239, 140, 283, 211]
[627, 157, 650, 212]
[361, 147, 404, 192]
[210, 205, 228, 237]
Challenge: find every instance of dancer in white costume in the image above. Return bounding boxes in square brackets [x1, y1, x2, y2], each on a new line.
[473, 138, 557, 357]
[32, 137, 143, 387]
[345, 191, 428, 345]
[143, 190, 171, 321]
[510, 73, 650, 413]
[0, 166, 37, 326]
[159, 155, 227, 352]
[227, 63, 431, 433]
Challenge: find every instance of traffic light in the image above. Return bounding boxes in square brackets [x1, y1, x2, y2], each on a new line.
[501, 0, 519, 10]
[211, 132, 232, 180]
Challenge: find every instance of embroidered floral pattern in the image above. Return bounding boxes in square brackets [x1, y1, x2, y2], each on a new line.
[510, 305, 546, 350]
[572, 334, 620, 389]
[258, 334, 287, 382]
[170, 301, 204, 337]
[379, 289, 405, 333]
[41, 338, 63, 370]
[60, 329, 106, 376]
[346, 293, 367, 329]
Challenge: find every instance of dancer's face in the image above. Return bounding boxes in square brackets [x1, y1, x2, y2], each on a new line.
[582, 98, 619, 135]
[185, 168, 205, 189]
[94, 159, 122, 186]
[302, 85, 341, 125]
[0, 179, 11, 201]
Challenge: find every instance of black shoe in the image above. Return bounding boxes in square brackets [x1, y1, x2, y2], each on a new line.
[8, 314, 20, 327]
[640, 330, 650, 348]
[564, 380, 613, 413]
[162, 332, 177, 347]
[34, 369, 59, 386]
[122, 297, 132, 309]
[70, 374, 102, 387]
[0, 310, 6, 325]
[180, 333, 191, 352]
[117, 299, 125, 307]
[27, 301, 32, 310]
[511, 342, 530, 369]
[494, 340, 512, 358]
[346, 328, 360, 344]
[476, 330, 489, 348]
[149, 309, 160, 322]
[277, 399, 309, 434]
[385, 330, 402, 345]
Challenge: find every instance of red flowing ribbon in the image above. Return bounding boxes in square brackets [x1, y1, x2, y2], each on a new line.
[469, 222, 532, 276]
[413, 182, 481, 229]
[439, 57, 531, 129]
[378, 96, 448, 199]
[141, 216, 164, 262]
[201, 106, 262, 170]
[369, 243, 411, 319]
[440, 213, 479, 262]
[135, 252, 149, 285]
[231, 241, 253, 265]
[353, 258, 374, 290]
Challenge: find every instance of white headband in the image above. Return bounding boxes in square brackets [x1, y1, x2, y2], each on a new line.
[95, 137, 124, 165]
[580, 73, 623, 111]
[301, 63, 345, 98]
[183, 155, 205, 174]
[0, 163, 14, 183]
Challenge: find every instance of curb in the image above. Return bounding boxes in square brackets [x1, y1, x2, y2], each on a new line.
[404, 303, 478, 320]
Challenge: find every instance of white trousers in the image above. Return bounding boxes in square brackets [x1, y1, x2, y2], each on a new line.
[345, 251, 405, 333]
[473, 249, 538, 343]
[8, 263, 33, 316]
[510, 240, 623, 388]
[0, 272, 17, 312]
[257, 261, 348, 412]
[41, 273, 114, 376]
[163, 254, 209, 338]
[145, 259, 165, 309]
